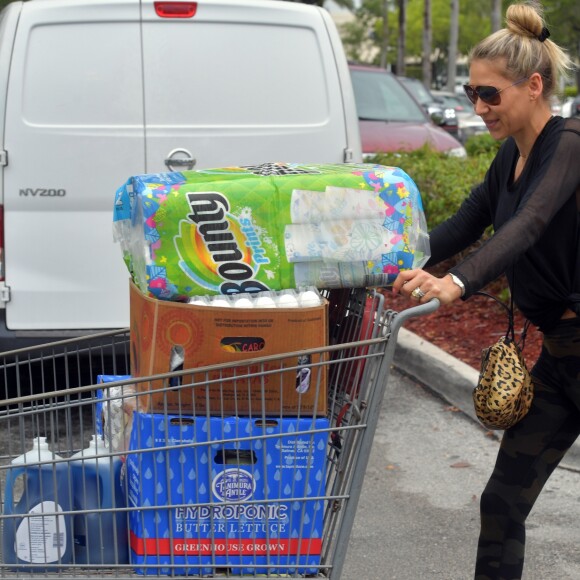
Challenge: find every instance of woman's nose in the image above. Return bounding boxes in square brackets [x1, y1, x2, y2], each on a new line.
[474, 98, 488, 116]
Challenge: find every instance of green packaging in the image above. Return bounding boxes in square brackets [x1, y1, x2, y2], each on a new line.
[113, 162, 429, 300]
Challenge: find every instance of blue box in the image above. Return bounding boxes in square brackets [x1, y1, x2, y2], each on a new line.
[126, 413, 329, 576]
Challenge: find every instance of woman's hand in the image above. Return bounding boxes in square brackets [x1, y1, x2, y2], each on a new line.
[391, 269, 463, 305]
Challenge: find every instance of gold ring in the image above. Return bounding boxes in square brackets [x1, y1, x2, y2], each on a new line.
[411, 287, 426, 300]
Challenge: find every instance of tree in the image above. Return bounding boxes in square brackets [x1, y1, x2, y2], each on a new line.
[337, 0, 579, 89]
[490, 0, 501, 33]
[422, 0, 432, 87]
[543, 0, 580, 88]
[339, 1, 384, 64]
[379, 0, 390, 68]
[446, 0, 460, 90]
[397, 0, 407, 75]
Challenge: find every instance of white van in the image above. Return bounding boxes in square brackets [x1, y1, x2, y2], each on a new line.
[0, 0, 361, 349]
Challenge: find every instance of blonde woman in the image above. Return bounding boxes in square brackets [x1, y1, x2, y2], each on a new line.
[392, 2, 580, 578]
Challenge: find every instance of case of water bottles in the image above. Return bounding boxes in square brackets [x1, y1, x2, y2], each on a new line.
[0, 288, 438, 578]
[129, 281, 329, 416]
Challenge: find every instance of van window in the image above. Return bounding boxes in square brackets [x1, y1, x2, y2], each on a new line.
[22, 23, 142, 126]
[143, 23, 329, 126]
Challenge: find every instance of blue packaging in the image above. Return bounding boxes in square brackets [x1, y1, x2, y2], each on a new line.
[126, 413, 328, 576]
[95, 389, 104, 438]
[95, 375, 131, 437]
[2, 438, 74, 572]
[70, 436, 129, 565]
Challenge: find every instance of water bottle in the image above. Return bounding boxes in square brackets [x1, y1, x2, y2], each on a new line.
[70, 435, 128, 565]
[2, 437, 73, 572]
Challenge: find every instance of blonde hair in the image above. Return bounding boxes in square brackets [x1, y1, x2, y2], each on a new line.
[468, 1, 574, 99]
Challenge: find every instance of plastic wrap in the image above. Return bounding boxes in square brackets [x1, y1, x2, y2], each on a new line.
[113, 162, 430, 300]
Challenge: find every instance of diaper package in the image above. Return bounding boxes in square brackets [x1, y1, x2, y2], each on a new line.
[113, 162, 430, 300]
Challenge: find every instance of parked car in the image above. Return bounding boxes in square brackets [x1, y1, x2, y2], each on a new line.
[398, 77, 459, 138]
[432, 90, 488, 143]
[568, 95, 580, 118]
[349, 64, 466, 159]
[431, 90, 471, 114]
[561, 96, 574, 118]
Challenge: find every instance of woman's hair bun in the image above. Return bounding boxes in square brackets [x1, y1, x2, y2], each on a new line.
[505, 2, 545, 41]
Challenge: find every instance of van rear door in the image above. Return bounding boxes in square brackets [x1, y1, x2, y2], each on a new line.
[3, 0, 145, 331]
[140, 0, 358, 171]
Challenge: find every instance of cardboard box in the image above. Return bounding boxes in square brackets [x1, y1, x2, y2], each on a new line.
[129, 281, 328, 416]
[126, 412, 329, 576]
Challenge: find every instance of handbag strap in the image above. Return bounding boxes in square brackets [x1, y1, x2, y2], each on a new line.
[475, 269, 530, 349]
[474, 290, 516, 341]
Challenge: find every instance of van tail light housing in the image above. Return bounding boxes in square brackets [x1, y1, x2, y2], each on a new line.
[0, 205, 4, 281]
[154, 2, 197, 18]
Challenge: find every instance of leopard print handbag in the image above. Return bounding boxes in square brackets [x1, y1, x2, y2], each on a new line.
[472, 291, 534, 430]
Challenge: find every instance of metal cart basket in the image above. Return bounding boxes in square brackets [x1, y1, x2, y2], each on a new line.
[0, 289, 437, 579]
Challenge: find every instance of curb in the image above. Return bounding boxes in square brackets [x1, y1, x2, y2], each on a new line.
[392, 328, 580, 472]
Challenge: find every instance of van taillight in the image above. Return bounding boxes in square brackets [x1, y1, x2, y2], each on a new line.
[0, 205, 4, 281]
[154, 2, 197, 18]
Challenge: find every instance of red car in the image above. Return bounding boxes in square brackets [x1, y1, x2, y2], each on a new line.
[349, 63, 466, 158]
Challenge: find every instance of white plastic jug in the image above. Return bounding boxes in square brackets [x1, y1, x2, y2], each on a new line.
[70, 435, 129, 565]
[2, 437, 73, 571]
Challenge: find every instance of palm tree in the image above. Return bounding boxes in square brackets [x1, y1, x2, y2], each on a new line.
[447, 0, 459, 91]
[397, 0, 407, 76]
[379, 0, 390, 68]
[422, 0, 432, 87]
[491, 0, 501, 32]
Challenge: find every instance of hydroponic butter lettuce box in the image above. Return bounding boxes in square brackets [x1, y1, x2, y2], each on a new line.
[129, 281, 328, 416]
[126, 413, 329, 576]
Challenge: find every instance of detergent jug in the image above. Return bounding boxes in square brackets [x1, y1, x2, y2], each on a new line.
[70, 435, 128, 565]
[2, 437, 73, 571]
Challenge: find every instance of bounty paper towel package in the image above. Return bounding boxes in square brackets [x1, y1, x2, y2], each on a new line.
[113, 163, 430, 301]
[126, 413, 328, 576]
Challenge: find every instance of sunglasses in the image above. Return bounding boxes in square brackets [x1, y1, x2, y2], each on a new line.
[463, 77, 528, 106]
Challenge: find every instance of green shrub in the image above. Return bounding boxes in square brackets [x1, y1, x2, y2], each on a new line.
[465, 133, 502, 156]
[368, 144, 494, 230]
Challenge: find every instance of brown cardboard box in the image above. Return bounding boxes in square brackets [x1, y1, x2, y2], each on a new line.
[129, 281, 328, 416]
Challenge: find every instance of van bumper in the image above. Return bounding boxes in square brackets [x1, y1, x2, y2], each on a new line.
[0, 310, 127, 355]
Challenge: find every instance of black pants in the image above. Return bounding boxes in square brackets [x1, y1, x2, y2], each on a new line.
[475, 317, 580, 580]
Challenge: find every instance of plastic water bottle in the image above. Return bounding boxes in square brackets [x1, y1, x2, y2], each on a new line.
[70, 435, 129, 565]
[2, 437, 73, 572]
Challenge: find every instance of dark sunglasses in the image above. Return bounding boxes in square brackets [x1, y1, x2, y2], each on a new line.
[463, 77, 528, 106]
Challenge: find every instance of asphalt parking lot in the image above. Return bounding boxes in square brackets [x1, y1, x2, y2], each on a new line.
[343, 363, 580, 580]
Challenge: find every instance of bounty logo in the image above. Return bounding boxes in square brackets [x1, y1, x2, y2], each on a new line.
[212, 468, 256, 502]
[175, 191, 271, 294]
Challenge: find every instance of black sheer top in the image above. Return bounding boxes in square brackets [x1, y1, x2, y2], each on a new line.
[427, 116, 580, 331]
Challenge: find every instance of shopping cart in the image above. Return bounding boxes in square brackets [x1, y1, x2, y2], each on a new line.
[0, 289, 437, 579]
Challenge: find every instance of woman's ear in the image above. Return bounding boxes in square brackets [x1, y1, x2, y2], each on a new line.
[528, 72, 544, 100]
